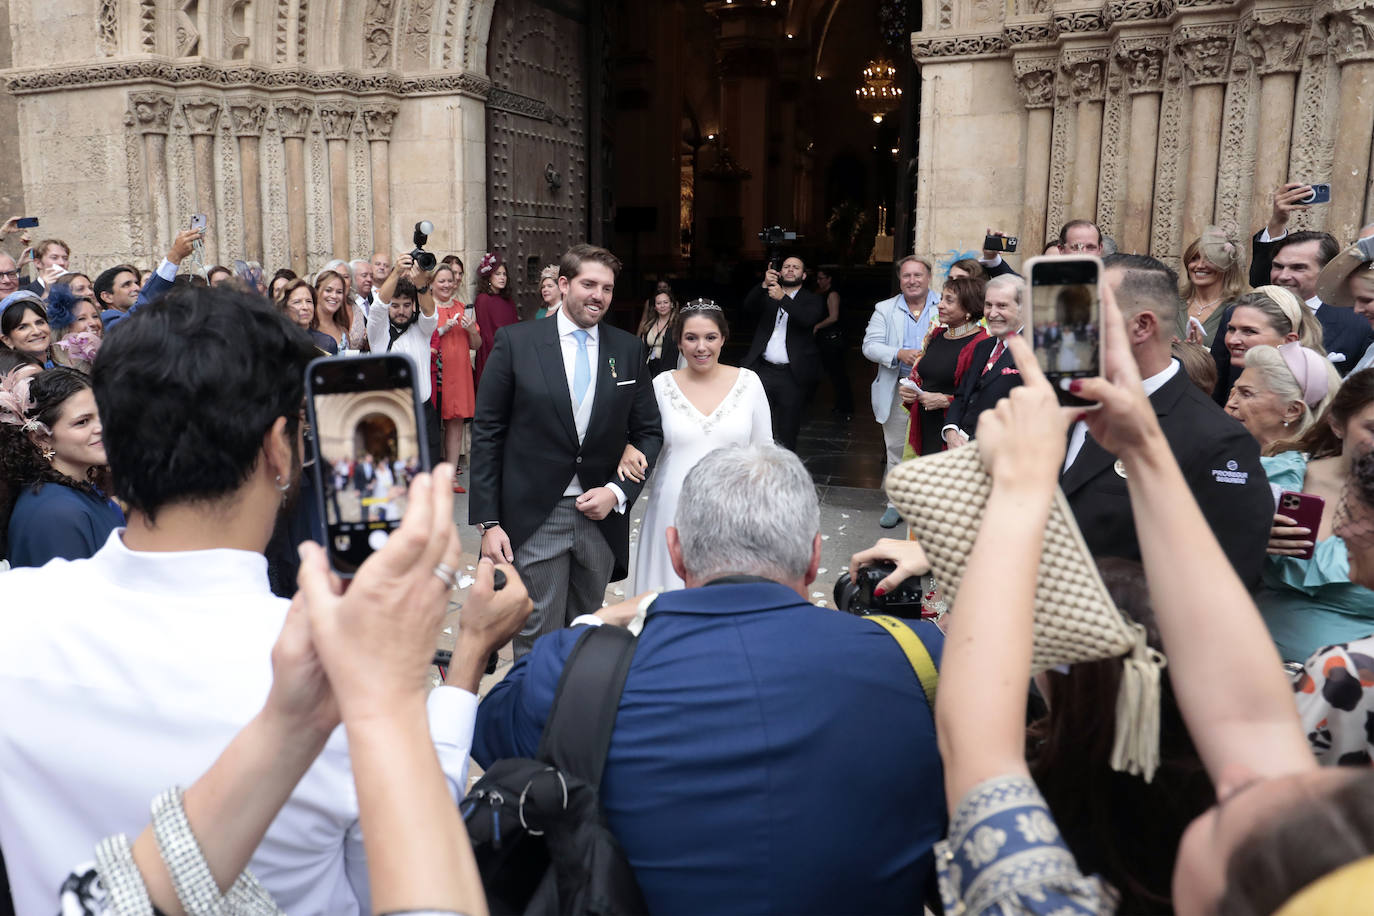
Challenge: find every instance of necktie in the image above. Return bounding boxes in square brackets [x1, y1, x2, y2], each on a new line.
[573, 329, 591, 406]
[983, 339, 1005, 375]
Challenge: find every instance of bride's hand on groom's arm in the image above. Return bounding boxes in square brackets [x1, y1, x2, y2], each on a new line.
[617, 444, 648, 483]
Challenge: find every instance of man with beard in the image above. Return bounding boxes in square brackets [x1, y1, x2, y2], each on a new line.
[0, 284, 529, 914]
[471, 244, 664, 657]
[742, 255, 826, 450]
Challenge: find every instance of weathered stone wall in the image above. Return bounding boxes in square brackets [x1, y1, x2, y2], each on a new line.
[911, 0, 1374, 269]
[1, 0, 498, 278]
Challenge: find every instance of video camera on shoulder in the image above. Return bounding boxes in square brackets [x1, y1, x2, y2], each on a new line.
[411, 220, 437, 272]
[833, 561, 925, 618]
[758, 225, 799, 272]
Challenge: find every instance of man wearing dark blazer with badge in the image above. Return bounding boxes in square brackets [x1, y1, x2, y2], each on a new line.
[1063, 255, 1271, 587]
[942, 275, 1026, 446]
[742, 255, 826, 450]
[470, 245, 664, 656]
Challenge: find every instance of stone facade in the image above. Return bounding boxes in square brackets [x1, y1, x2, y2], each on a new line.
[1, 0, 499, 278]
[911, 0, 1374, 269]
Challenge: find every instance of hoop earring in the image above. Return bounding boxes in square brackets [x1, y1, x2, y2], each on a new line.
[274, 474, 291, 493]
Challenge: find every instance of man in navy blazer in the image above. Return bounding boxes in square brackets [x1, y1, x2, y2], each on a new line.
[473, 444, 946, 915]
[104, 227, 203, 333]
[942, 274, 1026, 445]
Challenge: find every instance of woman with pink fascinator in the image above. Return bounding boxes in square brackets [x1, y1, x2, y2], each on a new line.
[473, 251, 519, 389]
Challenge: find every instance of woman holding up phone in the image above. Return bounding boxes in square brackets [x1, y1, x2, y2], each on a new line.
[1258, 369, 1374, 663]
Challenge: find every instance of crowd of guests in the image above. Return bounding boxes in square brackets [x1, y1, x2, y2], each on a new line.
[2, 180, 1374, 915]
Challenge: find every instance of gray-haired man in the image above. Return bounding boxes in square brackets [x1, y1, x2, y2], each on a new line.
[473, 443, 948, 915]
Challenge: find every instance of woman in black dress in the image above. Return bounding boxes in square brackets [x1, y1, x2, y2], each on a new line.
[905, 276, 988, 456]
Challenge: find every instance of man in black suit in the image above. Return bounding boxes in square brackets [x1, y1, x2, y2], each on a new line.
[1212, 230, 1373, 402]
[941, 274, 1026, 446]
[1065, 254, 1271, 587]
[741, 255, 826, 450]
[470, 244, 664, 656]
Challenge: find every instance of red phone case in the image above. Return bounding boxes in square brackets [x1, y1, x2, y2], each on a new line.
[1279, 490, 1324, 560]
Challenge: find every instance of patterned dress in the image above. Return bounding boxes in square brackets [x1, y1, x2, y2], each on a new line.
[1294, 637, 1374, 766]
[936, 775, 1119, 915]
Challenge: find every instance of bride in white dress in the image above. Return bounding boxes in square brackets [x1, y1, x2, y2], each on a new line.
[621, 300, 773, 592]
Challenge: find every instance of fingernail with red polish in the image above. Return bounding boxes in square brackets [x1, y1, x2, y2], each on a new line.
[874, 586, 887, 597]
[1068, 379, 1084, 393]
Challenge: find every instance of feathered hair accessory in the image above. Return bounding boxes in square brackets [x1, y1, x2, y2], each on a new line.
[1198, 225, 1243, 271]
[938, 249, 980, 280]
[681, 298, 723, 314]
[539, 264, 560, 284]
[54, 330, 102, 363]
[0, 366, 46, 436]
[478, 252, 502, 277]
[44, 284, 85, 332]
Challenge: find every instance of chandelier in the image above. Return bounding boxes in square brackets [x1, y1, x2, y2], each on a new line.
[855, 59, 902, 124]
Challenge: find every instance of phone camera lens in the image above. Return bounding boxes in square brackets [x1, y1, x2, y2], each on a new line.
[314, 375, 324, 385]
[399, 368, 409, 379]
[356, 371, 365, 381]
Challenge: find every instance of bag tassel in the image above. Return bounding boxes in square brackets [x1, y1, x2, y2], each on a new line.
[1109, 623, 1167, 782]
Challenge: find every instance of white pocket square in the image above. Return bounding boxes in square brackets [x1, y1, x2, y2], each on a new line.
[616, 379, 636, 386]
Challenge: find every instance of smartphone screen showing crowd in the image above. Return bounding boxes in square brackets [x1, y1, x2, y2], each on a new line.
[306, 353, 430, 576]
[1026, 254, 1102, 408]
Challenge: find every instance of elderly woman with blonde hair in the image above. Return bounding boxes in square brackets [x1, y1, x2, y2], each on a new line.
[535, 263, 560, 320]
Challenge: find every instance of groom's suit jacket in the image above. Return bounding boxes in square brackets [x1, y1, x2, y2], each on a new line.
[469, 315, 664, 580]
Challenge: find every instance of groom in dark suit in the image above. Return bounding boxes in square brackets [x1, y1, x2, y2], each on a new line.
[470, 244, 664, 656]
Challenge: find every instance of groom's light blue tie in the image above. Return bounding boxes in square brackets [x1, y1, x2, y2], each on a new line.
[573, 329, 591, 406]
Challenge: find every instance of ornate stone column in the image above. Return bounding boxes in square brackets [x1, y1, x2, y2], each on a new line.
[1115, 37, 1168, 254]
[1176, 23, 1235, 244]
[275, 99, 313, 275]
[1244, 13, 1308, 235]
[1063, 49, 1108, 223]
[363, 104, 398, 256]
[228, 100, 266, 263]
[1322, 5, 1374, 242]
[319, 104, 357, 261]
[182, 97, 222, 266]
[1014, 58, 1056, 250]
[128, 92, 174, 256]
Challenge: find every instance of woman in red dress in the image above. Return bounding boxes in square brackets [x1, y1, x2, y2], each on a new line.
[473, 252, 518, 389]
[430, 260, 480, 490]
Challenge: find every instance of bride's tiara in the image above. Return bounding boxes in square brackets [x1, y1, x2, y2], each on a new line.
[682, 298, 723, 313]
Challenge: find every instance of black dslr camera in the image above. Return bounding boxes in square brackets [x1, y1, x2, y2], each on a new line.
[411, 220, 437, 272]
[833, 561, 924, 617]
[758, 225, 798, 271]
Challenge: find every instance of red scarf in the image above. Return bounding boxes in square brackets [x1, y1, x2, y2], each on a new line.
[906, 326, 990, 455]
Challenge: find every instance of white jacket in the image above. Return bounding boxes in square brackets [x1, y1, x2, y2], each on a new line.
[862, 290, 940, 423]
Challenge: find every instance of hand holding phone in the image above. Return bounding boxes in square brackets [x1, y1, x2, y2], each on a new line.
[306, 354, 430, 577]
[1025, 254, 1103, 408]
[983, 232, 1019, 253]
[1273, 492, 1324, 560]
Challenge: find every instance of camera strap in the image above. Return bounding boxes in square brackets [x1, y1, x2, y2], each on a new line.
[867, 614, 938, 711]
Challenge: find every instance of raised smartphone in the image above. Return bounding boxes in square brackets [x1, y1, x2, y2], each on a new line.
[1278, 490, 1324, 561]
[1025, 254, 1103, 408]
[983, 233, 1019, 253]
[14, 216, 38, 229]
[1303, 183, 1332, 205]
[305, 353, 430, 577]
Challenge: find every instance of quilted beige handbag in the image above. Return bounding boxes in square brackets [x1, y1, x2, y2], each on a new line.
[885, 444, 1167, 780]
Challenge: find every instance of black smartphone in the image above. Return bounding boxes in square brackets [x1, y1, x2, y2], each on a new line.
[984, 234, 1019, 253]
[1026, 255, 1102, 408]
[1279, 491, 1324, 560]
[14, 216, 38, 229]
[305, 353, 430, 577]
[1303, 183, 1332, 205]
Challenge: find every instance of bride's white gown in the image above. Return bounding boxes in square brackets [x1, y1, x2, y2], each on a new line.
[632, 368, 773, 592]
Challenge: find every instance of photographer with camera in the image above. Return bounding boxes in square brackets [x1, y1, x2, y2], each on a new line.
[369, 247, 440, 461]
[741, 250, 825, 450]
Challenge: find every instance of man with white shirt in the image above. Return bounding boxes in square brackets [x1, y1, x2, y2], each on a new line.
[741, 255, 826, 451]
[862, 255, 941, 528]
[470, 244, 663, 657]
[1062, 253, 1271, 587]
[0, 284, 518, 915]
[369, 252, 440, 459]
[104, 226, 204, 332]
[350, 258, 374, 311]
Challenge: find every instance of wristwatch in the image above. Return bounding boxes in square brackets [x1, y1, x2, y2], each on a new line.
[479, 521, 500, 531]
[415, 284, 431, 294]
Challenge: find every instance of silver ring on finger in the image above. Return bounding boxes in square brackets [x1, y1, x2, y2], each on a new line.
[433, 564, 458, 589]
